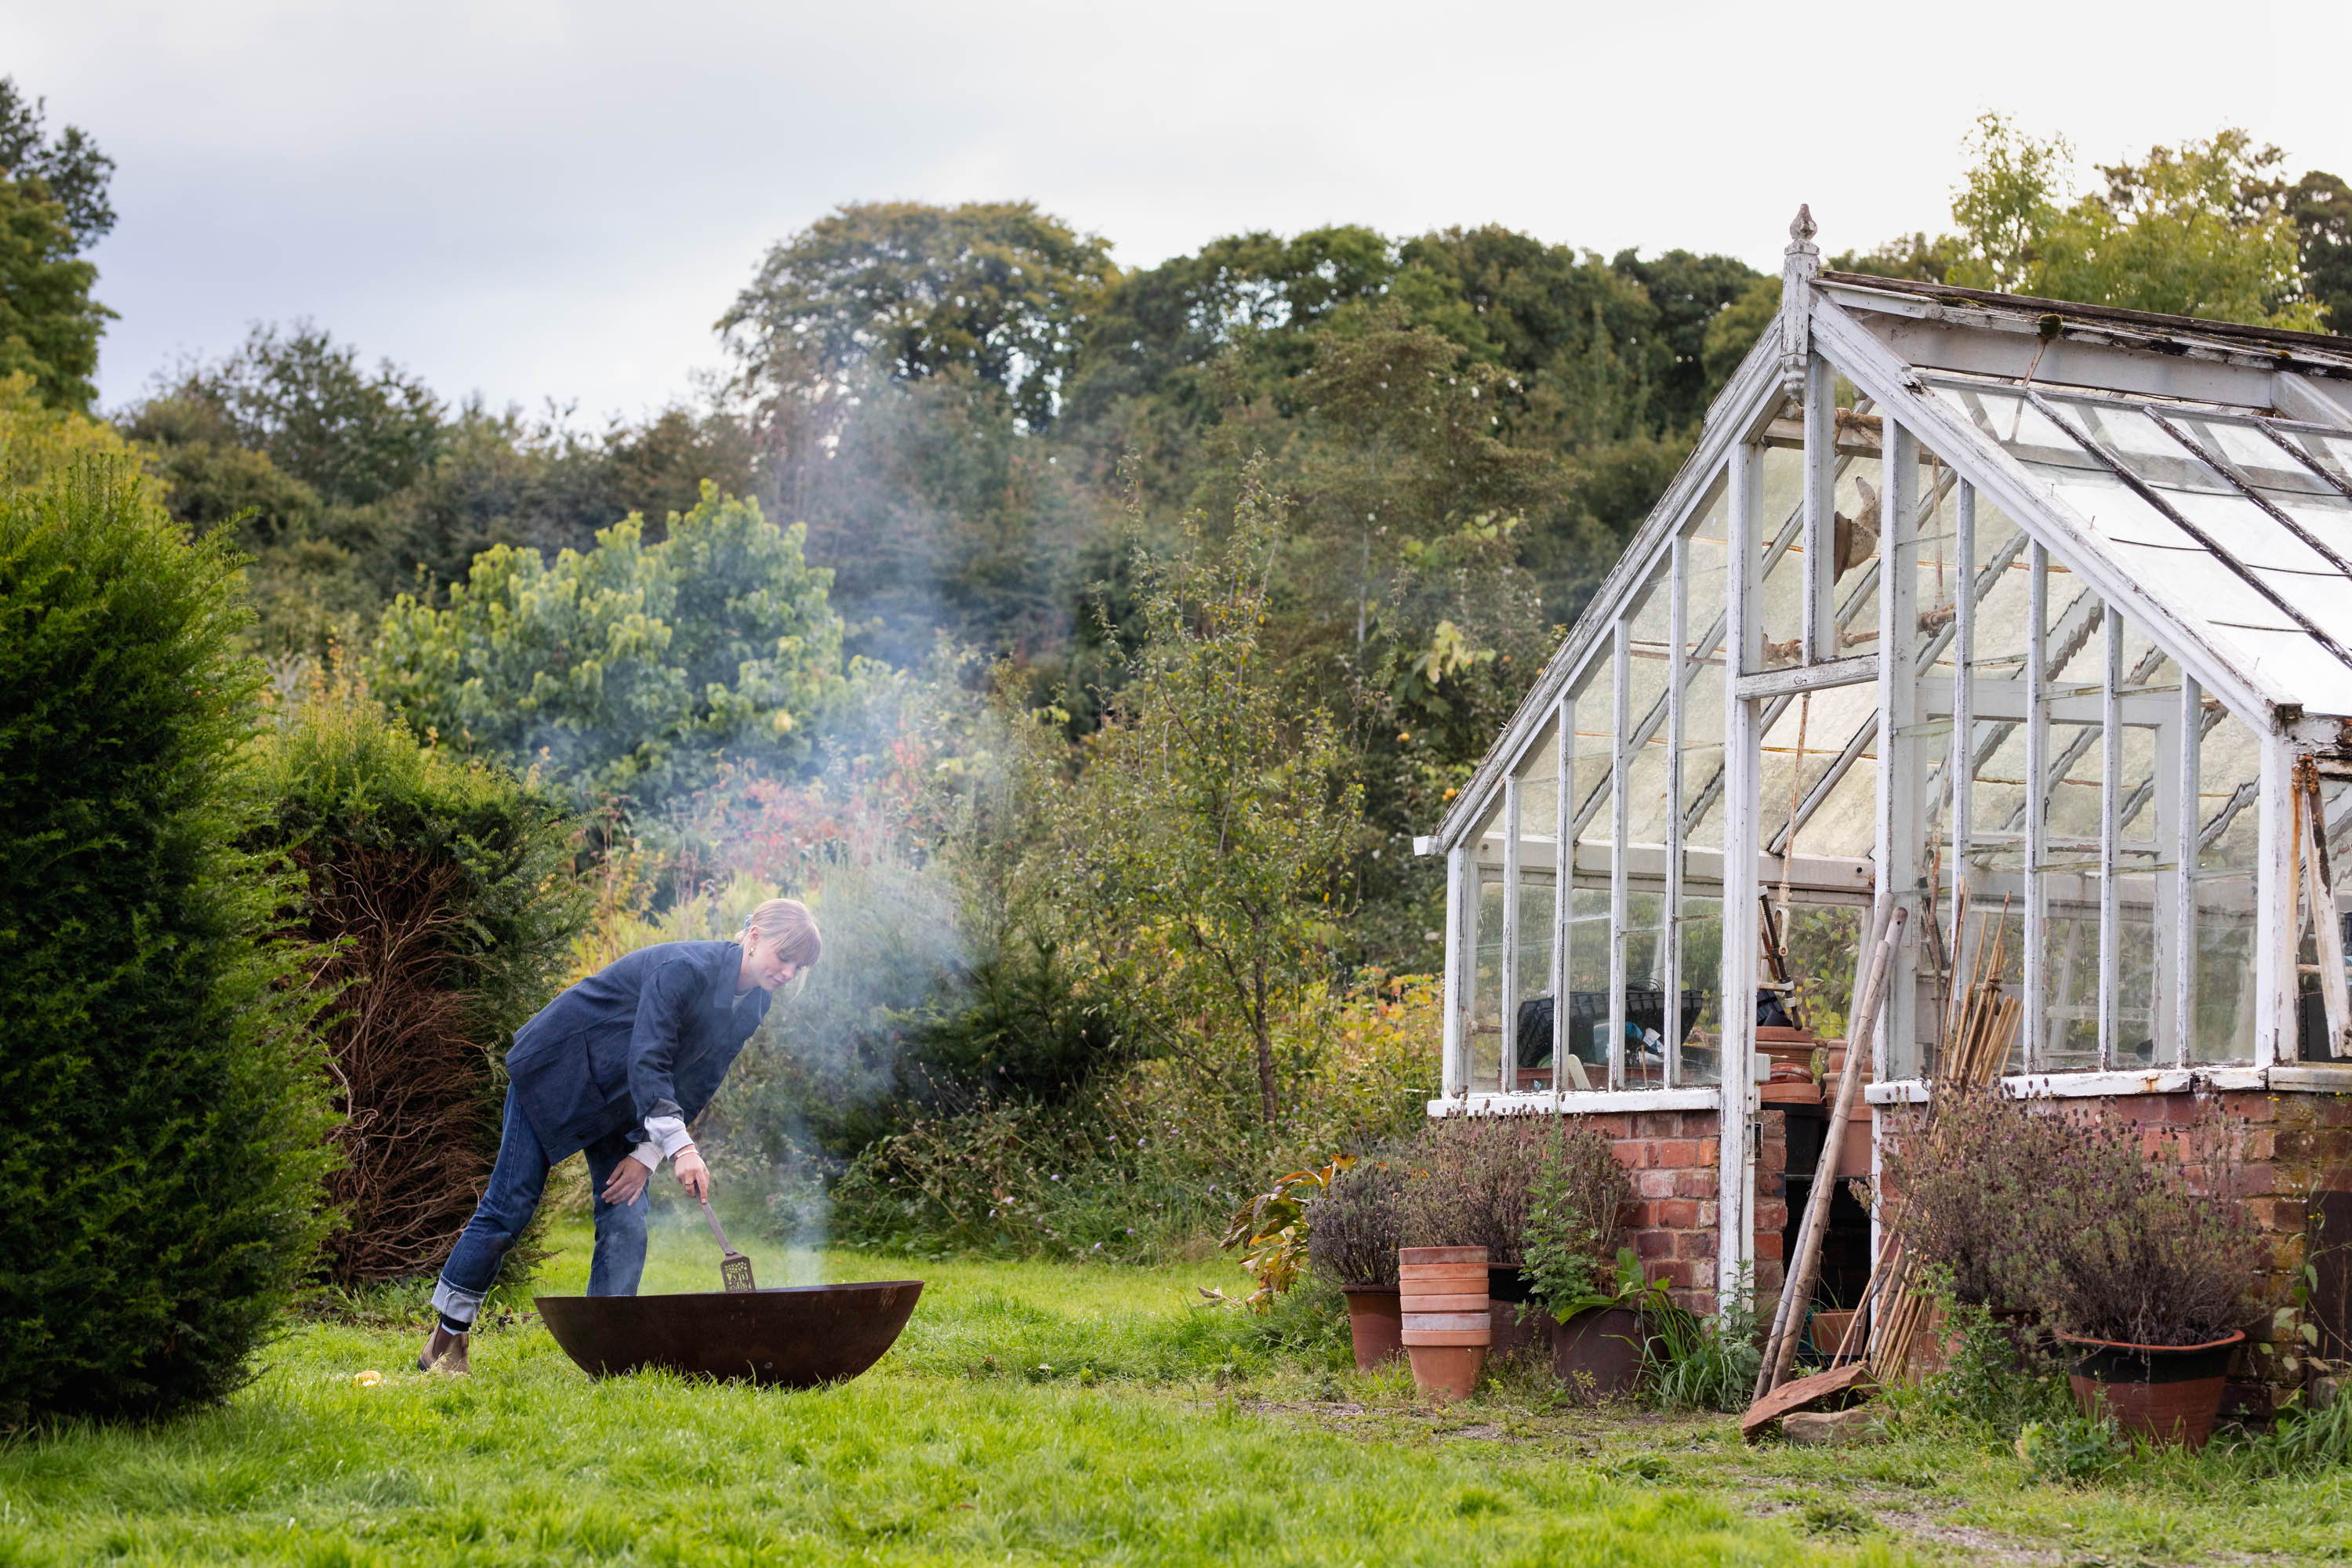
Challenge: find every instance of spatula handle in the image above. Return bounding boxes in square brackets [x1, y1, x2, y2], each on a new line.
[701, 1196, 739, 1258]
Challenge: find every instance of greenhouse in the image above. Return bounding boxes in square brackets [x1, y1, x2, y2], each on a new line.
[1419, 209, 2352, 1317]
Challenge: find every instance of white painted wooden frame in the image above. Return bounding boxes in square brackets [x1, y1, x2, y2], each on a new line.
[1716, 439, 1764, 1305]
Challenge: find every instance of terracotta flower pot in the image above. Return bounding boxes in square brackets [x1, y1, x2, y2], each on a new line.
[2056, 1329, 2245, 1451]
[1399, 1246, 1489, 1400]
[1549, 1305, 1650, 1397]
[1405, 1343, 1487, 1399]
[1808, 1308, 1862, 1364]
[1340, 1286, 1403, 1370]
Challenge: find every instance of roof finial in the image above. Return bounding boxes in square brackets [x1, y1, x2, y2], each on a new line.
[1778, 205, 1820, 390]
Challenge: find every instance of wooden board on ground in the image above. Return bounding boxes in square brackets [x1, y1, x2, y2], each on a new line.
[1740, 1363, 1874, 1443]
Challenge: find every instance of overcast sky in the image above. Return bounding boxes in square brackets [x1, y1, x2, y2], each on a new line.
[13, 0, 2345, 423]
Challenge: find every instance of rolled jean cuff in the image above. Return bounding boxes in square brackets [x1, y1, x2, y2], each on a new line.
[431, 1278, 485, 1327]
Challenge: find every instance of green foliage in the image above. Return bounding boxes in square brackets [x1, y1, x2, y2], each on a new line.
[1219, 1156, 1352, 1308]
[1944, 115, 2323, 328]
[0, 405, 334, 1425]
[0, 175, 107, 411]
[1518, 1119, 1638, 1323]
[1043, 464, 1362, 1128]
[154, 322, 445, 509]
[247, 684, 587, 1284]
[2013, 1412, 2122, 1484]
[2286, 170, 2352, 332]
[722, 199, 1115, 434]
[1645, 1279, 1763, 1412]
[0, 77, 114, 251]
[368, 483, 848, 812]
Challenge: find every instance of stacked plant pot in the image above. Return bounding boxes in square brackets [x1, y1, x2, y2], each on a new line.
[1399, 1245, 1490, 1399]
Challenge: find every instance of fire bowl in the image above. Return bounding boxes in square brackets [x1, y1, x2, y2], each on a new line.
[535, 1280, 923, 1388]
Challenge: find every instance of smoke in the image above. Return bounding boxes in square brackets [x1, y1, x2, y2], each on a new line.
[659, 648, 1021, 1283]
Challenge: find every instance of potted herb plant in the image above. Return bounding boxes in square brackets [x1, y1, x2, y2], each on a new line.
[1397, 1112, 1551, 1357]
[1518, 1119, 1653, 1395]
[1305, 1153, 1409, 1370]
[2033, 1114, 2259, 1450]
[1891, 1091, 2257, 1449]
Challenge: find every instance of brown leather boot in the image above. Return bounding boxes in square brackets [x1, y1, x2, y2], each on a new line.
[417, 1324, 470, 1374]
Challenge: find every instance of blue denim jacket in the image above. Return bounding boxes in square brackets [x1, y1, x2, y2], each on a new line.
[505, 939, 769, 1160]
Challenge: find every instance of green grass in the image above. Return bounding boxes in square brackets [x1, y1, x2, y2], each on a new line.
[3, 1221, 2349, 1564]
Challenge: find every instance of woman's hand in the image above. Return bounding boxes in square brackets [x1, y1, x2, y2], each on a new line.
[673, 1147, 710, 1202]
[602, 1158, 651, 1206]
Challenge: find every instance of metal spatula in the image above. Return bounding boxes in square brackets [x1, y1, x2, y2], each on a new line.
[700, 1196, 756, 1292]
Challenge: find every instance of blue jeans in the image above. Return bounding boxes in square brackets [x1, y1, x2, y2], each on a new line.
[433, 1087, 648, 1326]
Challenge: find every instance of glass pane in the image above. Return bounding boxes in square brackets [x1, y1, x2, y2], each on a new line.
[1969, 498, 2033, 682]
[1755, 445, 1805, 670]
[1622, 889, 1668, 1088]
[1563, 648, 1615, 1090]
[1508, 720, 1559, 1091]
[1830, 448, 1883, 657]
[1514, 869, 1556, 1090]
[2310, 774, 2352, 1064]
[2039, 540, 2104, 1080]
[2190, 705, 2259, 1065]
[1678, 891, 1723, 1084]
[1765, 898, 1864, 1042]
[1909, 449, 1964, 672]
[1624, 567, 1672, 851]
[1469, 796, 1505, 1094]
[1759, 682, 1879, 863]
[2278, 426, 2352, 494]
[1563, 878, 1612, 1087]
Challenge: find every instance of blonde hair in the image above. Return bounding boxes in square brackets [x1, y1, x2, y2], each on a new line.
[742, 898, 822, 969]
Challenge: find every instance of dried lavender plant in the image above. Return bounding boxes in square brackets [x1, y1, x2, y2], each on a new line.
[1305, 1152, 1408, 1287]
[1887, 1089, 2261, 1346]
[1396, 1111, 1551, 1265]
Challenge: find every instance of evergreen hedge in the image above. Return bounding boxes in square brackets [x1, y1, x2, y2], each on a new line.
[252, 688, 586, 1286]
[0, 426, 335, 1425]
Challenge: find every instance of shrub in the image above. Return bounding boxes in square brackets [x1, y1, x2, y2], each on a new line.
[249, 684, 587, 1286]
[0, 431, 334, 1425]
[368, 484, 848, 815]
[1397, 1112, 1549, 1265]
[1305, 1152, 1408, 1288]
[1881, 1087, 2078, 1310]
[1887, 1090, 2261, 1346]
[1519, 1118, 1636, 1319]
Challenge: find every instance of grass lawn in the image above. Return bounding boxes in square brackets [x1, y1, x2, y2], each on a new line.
[5, 1221, 2350, 1566]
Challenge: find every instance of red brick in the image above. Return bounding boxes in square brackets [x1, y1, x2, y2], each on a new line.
[1674, 1230, 1717, 1261]
[1673, 1171, 1716, 1199]
[1609, 1144, 1644, 1170]
[1754, 1232, 1785, 1261]
[1655, 1139, 1700, 1168]
[1635, 1169, 1676, 1200]
[1633, 1230, 1671, 1259]
[1632, 1112, 1679, 1140]
[1627, 1201, 1659, 1228]
[1657, 1199, 1700, 1229]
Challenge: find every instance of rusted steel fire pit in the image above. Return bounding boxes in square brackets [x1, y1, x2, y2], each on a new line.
[536, 1280, 923, 1388]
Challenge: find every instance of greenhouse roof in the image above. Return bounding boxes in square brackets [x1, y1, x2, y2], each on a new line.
[1429, 226, 2352, 856]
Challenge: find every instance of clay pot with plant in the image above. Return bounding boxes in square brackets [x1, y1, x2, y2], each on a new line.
[1518, 1118, 1657, 1396]
[1305, 1152, 1409, 1370]
[1397, 1112, 1552, 1357]
[1891, 1090, 2259, 1450]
